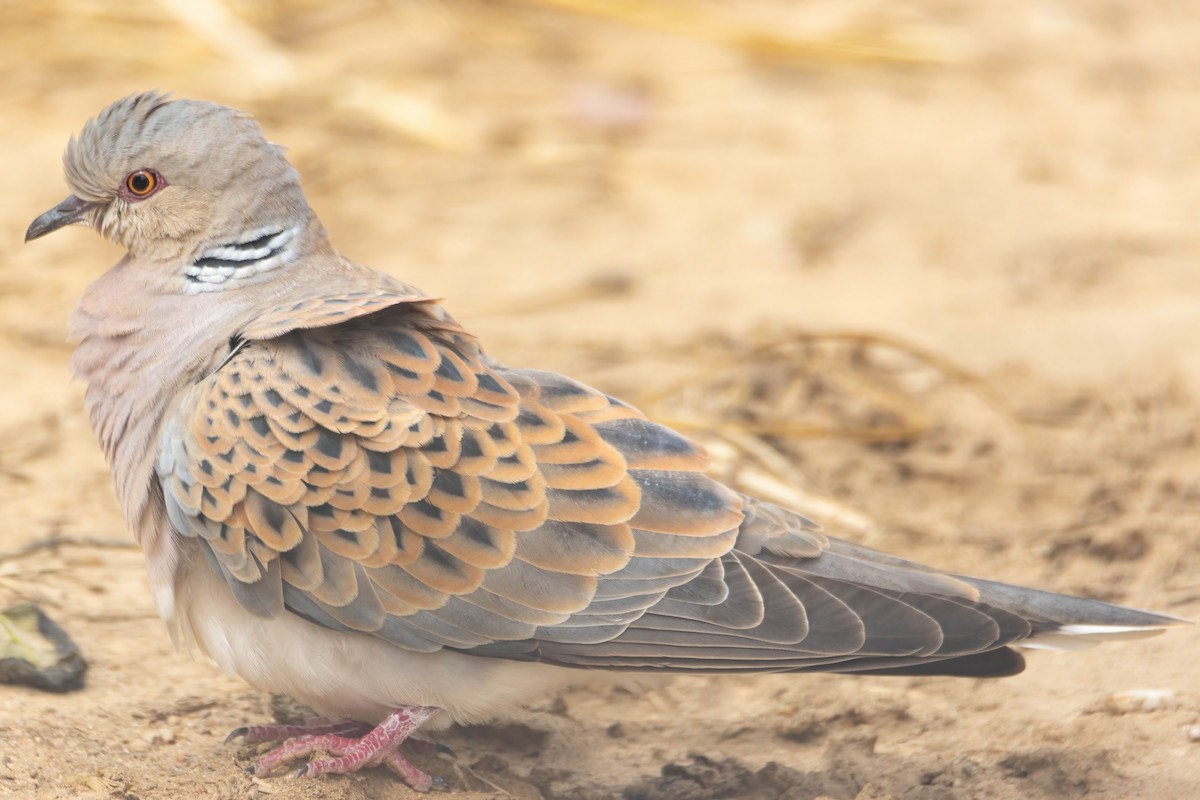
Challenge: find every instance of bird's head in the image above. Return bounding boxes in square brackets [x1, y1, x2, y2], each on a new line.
[26, 92, 315, 292]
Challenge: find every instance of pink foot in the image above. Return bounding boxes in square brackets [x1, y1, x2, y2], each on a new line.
[232, 706, 444, 792]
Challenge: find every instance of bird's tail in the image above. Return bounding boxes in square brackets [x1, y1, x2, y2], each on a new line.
[958, 575, 1186, 652]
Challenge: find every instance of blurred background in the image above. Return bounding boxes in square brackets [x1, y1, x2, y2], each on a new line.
[1, 2, 1198, 798]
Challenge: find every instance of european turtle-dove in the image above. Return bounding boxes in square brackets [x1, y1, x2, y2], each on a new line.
[25, 93, 1183, 790]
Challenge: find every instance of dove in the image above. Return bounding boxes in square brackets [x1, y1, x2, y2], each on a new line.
[26, 92, 1184, 791]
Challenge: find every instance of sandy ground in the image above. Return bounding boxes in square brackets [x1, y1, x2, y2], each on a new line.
[1, 1, 1199, 798]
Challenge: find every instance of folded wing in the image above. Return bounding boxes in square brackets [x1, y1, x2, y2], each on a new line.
[158, 301, 1181, 676]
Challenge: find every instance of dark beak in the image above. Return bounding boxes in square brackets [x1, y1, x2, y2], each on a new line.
[25, 195, 95, 242]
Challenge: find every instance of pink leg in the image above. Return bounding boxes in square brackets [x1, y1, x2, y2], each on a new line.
[242, 706, 444, 792]
[300, 706, 439, 777]
[226, 716, 371, 744]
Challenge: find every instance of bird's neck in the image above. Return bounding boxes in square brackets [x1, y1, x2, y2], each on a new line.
[69, 260, 258, 534]
[67, 244, 416, 535]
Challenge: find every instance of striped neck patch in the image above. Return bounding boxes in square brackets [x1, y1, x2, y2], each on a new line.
[185, 225, 300, 292]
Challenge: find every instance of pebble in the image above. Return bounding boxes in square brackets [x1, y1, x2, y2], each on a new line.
[143, 726, 176, 746]
[1103, 689, 1178, 714]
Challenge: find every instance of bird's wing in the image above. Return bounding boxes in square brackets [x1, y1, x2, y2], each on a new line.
[465, 496, 1039, 674]
[159, 299, 772, 654]
[158, 298, 1099, 674]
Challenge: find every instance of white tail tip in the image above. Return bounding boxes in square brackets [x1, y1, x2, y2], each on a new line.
[1021, 623, 1175, 652]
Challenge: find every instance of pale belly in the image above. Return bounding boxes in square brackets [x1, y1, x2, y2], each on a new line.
[169, 555, 587, 728]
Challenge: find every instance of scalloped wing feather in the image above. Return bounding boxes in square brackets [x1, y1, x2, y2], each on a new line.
[159, 301, 744, 653]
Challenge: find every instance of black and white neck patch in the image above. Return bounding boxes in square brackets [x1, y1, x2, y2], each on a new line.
[185, 225, 299, 293]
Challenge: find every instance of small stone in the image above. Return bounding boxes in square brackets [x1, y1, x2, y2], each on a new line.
[144, 726, 175, 746]
[0, 604, 87, 692]
[1186, 724, 1200, 743]
[1101, 689, 1178, 714]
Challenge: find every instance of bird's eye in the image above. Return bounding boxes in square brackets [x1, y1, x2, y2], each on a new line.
[123, 169, 161, 199]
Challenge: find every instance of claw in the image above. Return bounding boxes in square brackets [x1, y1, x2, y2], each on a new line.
[405, 736, 457, 761]
[238, 706, 443, 791]
[225, 727, 249, 745]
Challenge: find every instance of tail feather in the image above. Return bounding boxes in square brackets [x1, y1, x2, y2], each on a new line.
[849, 647, 1027, 678]
[1020, 622, 1177, 652]
[949, 576, 1185, 653]
[960, 576, 1185, 627]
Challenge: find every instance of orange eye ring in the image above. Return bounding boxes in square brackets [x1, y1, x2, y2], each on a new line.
[125, 169, 158, 197]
